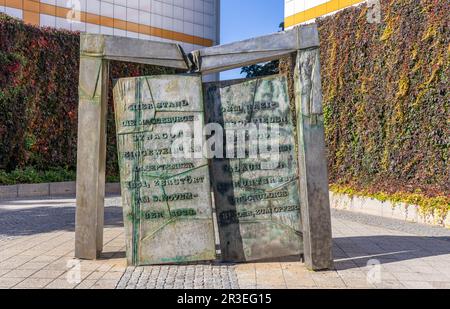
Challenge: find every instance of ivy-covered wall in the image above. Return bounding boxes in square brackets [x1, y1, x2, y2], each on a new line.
[0, 13, 175, 179]
[0, 0, 448, 212]
[279, 1, 448, 213]
[315, 0, 449, 201]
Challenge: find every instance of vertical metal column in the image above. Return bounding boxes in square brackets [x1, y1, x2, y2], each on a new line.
[294, 48, 333, 270]
[75, 35, 109, 260]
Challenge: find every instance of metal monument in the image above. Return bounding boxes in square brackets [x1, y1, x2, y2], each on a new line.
[113, 75, 215, 266]
[204, 75, 302, 262]
[75, 24, 333, 270]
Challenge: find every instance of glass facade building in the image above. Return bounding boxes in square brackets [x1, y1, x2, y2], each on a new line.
[1, 0, 220, 52]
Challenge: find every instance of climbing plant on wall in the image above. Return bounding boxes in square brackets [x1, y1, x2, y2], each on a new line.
[316, 0, 449, 201]
[280, 0, 448, 212]
[0, 13, 175, 179]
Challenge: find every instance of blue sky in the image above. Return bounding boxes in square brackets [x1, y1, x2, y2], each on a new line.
[220, 0, 285, 80]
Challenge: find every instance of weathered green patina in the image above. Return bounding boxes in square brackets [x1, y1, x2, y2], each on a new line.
[113, 75, 216, 266]
[204, 74, 303, 262]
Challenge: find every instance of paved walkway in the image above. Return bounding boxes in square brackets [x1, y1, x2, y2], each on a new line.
[0, 196, 449, 289]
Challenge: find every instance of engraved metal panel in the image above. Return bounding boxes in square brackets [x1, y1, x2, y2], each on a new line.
[113, 75, 216, 266]
[204, 74, 303, 262]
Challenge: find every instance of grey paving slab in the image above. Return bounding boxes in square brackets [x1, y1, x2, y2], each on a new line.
[0, 196, 449, 289]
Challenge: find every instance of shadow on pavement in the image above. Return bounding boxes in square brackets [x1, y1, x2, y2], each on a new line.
[2, 202, 450, 272]
[0, 205, 123, 236]
[332, 235, 450, 270]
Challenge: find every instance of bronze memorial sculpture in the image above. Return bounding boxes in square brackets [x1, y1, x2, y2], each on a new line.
[75, 23, 333, 271]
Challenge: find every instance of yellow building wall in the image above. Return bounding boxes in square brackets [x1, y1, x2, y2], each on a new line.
[285, 0, 365, 28]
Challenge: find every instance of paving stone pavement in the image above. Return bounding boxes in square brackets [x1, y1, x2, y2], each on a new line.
[117, 264, 240, 289]
[0, 196, 449, 289]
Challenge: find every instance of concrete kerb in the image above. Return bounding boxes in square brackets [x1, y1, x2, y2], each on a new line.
[0, 185, 18, 200]
[0, 182, 121, 200]
[330, 192, 450, 229]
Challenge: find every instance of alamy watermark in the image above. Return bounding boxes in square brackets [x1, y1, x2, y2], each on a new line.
[366, 259, 382, 285]
[169, 120, 281, 169]
[366, 0, 381, 24]
[66, 259, 81, 284]
[66, 0, 81, 24]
